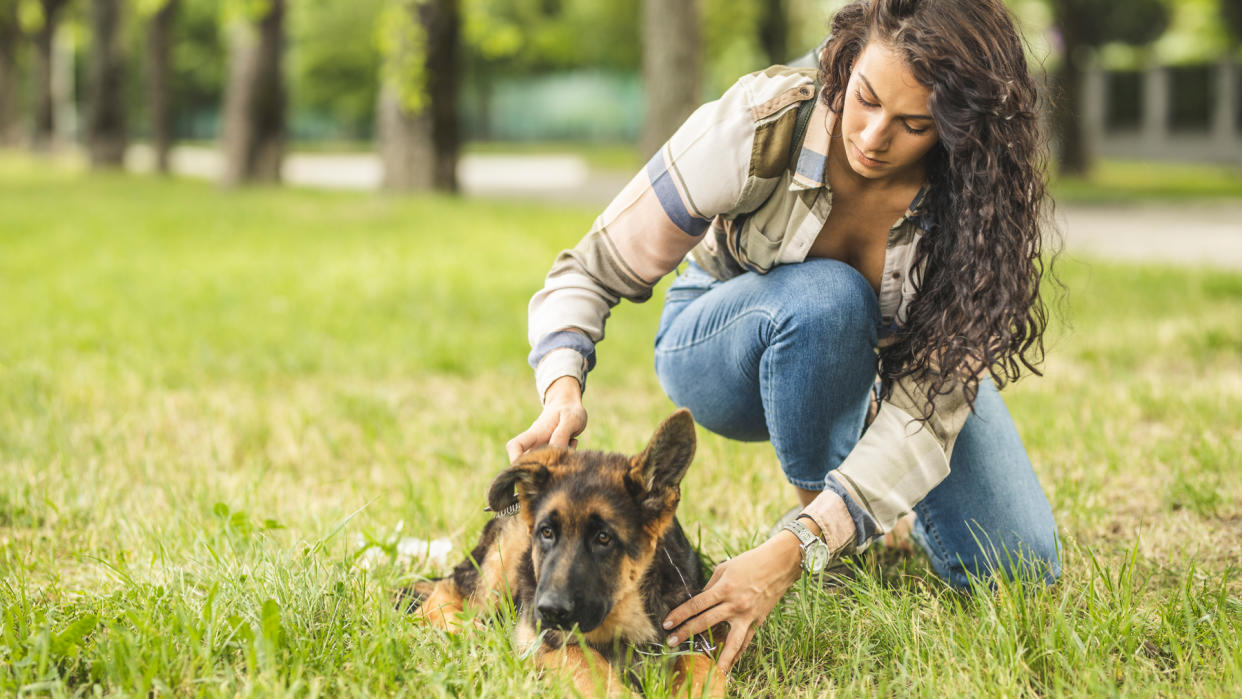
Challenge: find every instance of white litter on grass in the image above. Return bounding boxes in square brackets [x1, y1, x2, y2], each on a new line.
[354, 534, 454, 572]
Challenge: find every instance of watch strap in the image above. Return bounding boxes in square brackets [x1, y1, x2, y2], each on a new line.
[782, 518, 818, 548]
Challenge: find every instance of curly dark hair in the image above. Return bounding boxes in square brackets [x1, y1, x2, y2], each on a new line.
[818, 0, 1058, 417]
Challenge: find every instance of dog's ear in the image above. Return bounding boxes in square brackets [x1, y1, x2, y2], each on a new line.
[487, 458, 551, 513]
[628, 409, 696, 501]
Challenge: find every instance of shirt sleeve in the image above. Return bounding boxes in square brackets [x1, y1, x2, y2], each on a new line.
[828, 374, 974, 547]
[527, 73, 762, 401]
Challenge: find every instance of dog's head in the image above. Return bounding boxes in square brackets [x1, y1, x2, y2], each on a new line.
[487, 409, 696, 633]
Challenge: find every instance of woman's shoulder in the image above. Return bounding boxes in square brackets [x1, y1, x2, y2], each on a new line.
[724, 65, 818, 122]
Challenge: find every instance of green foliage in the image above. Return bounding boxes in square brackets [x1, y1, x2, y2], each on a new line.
[463, 0, 640, 74]
[376, 0, 429, 114]
[1050, 0, 1172, 48]
[290, 0, 385, 137]
[132, 0, 174, 20]
[220, 0, 276, 27]
[702, 0, 765, 95]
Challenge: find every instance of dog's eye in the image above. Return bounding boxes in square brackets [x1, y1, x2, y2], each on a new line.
[539, 525, 555, 540]
[595, 531, 612, 546]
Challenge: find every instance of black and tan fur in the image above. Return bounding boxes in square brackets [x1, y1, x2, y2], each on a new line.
[403, 410, 726, 697]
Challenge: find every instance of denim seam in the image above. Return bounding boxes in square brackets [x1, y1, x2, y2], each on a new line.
[761, 335, 790, 488]
[915, 501, 953, 576]
[654, 307, 778, 354]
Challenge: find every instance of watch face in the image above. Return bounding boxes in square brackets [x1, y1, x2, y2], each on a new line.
[804, 542, 831, 574]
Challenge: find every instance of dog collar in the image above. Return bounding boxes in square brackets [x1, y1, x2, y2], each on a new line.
[490, 502, 521, 517]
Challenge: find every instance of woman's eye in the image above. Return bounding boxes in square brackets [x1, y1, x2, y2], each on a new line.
[855, 90, 879, 108]
[595, 531, 612, 546]
[903, 122, 929, 135]
[540, 526, 554, 540]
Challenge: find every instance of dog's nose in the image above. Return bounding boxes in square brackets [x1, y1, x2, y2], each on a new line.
[535, 593, 575, 629]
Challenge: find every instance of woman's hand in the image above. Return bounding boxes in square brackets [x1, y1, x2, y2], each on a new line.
[505, 376, 588, 462]
[662, 532, 804, 674]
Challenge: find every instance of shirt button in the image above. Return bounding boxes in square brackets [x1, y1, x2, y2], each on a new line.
[882, 316, 893, 324]
[891, 271, 901, 280]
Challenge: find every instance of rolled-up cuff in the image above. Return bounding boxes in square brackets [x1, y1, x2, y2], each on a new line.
[528, 330, 597, 372]
[824, 474, 880, 553]
[534, 348, 589, 404]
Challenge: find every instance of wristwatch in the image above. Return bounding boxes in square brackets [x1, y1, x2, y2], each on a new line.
[782, 517, 832, 575]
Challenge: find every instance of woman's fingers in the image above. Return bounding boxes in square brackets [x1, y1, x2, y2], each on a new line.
[665, 603, 734, 647]
[506, 404, 587, 461]
[663, 583, 724, 634]
[548, 412, 581, 448]
[719, 625, 757, 674]
[505, 425, 547, 461]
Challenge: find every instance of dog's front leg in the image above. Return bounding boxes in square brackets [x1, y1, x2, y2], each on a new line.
[671, 652, 728, 698]
[412, 579, 469, 631]
[537, 645, 634, 698]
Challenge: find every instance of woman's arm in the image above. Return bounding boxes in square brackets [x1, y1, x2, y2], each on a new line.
[510, 69, 818, 459]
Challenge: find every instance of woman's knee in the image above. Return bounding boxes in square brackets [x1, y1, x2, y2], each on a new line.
[766, 259, 879, 344]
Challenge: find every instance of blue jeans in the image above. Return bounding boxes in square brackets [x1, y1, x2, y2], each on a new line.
[653, 259, 1060, 588]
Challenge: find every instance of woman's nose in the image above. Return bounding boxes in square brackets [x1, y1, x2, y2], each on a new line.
[859, 117, 889, 153]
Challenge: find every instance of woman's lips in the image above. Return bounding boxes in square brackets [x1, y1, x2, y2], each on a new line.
[853, 144, 886, 168]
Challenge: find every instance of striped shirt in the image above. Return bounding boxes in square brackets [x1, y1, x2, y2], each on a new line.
[526, 65, 973, 540]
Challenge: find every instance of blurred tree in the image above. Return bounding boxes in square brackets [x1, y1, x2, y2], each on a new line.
[30, 0, 69, 150]
[0, 0, 19, 145]
[1047, 0, 1170, 175]
[168, 0, 224, 139]
[1223, 0, 1242, 44]
[758, 0, 788, 65]
[641, 0, 700, 158]
[220, 0, 285, 185]
[376, 0, 460, 192]
[290, 0, 384, 139]
[137, 0, 177, 173]
[461, 0, 638, 139]
[86, 0, 128, 168]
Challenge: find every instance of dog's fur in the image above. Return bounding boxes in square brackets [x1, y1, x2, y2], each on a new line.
[403, 409, 726, 697]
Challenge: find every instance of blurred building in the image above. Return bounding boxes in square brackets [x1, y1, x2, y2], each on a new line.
[1085, 56, 1241, 165]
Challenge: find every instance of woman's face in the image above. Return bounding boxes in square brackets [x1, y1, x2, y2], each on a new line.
[839, 42, 940, 181]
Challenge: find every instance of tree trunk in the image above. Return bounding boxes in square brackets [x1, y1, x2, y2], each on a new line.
[86, 0, 128, 168]
[425, 0, 459, 191]
[1051, 3, 1089, 176]
[147, 0, 178, 173]
[220, 0, 285, 186]
[377, 83, 434, 190]
[640, 0, 700, 159]
[0, 0, 20, 146]
[758, 0, 788, 66]
[32, 0, 68, 151]
[377, 0, 460, 193]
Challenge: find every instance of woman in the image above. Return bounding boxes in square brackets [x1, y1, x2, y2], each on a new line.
[506, 0, 1060, 673]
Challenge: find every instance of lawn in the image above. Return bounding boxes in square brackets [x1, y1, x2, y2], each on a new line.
[1, 154, 1240, 697]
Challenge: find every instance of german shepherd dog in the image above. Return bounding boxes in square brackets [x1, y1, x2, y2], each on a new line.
[403, 409, 727, 697]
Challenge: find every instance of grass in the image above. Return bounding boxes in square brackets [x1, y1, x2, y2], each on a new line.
[1, 152, 1240, 696]
[1052, 159, 1242, 203]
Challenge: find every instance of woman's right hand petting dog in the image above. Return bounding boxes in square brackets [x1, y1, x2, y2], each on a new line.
[506, 375, 587, 462]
